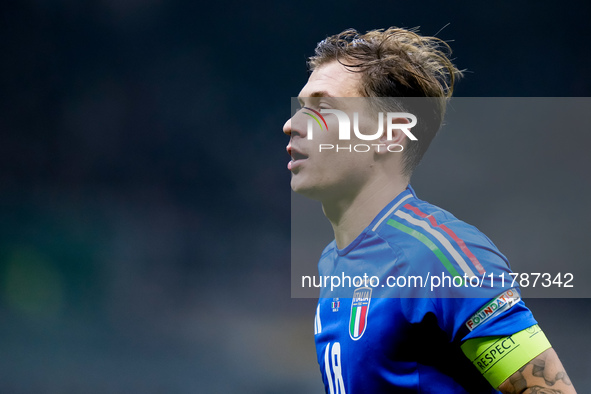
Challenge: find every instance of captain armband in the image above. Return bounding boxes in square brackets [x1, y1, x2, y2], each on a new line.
[460, 324, 551, 389]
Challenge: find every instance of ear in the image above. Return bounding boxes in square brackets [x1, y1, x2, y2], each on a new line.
[373, 115, 410, 155]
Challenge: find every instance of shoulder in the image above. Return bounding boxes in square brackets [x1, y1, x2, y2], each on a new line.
[320, 240, 337, 258]
[371, 192, 537, 338]
[374, 194, 513, 278]
[317, 240, 337, 274]
[378, 195, 492, 248]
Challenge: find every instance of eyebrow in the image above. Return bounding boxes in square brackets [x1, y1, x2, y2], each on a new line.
[297, 91, 335, 102]
[297, 91, 337, 108]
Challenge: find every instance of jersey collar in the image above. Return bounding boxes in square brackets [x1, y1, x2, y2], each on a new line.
[336, 185, 416, 256]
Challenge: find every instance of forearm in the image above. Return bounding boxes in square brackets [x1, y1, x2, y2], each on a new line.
[498, 348, 576, 394]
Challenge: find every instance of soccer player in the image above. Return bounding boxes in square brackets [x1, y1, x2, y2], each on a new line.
[283, 28, 576, 393]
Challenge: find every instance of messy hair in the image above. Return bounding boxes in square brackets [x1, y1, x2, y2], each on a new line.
[308, 27, 463, 176]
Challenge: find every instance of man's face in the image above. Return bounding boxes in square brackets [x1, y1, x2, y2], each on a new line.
[283, 61, 381, 201]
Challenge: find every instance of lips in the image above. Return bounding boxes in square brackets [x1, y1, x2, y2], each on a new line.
[291, 150, 308, 161]
[287, 145, 309, 171]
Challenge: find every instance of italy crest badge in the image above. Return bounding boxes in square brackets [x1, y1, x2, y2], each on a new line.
[349, 287, 371, 340]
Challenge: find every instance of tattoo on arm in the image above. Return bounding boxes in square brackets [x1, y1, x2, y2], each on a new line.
[530, 356, 571, 386]
[505, 365, 528, 394]
[498, 348, 575, 394]
[527, 387, 563, 394]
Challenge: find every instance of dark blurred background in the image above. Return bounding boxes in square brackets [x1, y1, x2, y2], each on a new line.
[1, 1, 590, 392]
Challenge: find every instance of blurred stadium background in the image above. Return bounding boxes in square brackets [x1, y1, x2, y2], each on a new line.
[1, 1, 590, 392]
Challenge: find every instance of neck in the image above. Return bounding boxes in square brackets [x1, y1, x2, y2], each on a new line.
[322, 177, 408, 249]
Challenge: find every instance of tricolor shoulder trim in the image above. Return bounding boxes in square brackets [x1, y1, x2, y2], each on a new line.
[403, 204, 485, 275]
[371, 194, 412, 232]
[385, 202, 488, 279]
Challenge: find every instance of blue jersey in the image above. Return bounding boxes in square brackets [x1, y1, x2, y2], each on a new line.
[314, 186, 537, 393]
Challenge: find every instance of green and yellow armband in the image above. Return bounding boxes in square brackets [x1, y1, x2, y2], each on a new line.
[460, 324, 551, 388]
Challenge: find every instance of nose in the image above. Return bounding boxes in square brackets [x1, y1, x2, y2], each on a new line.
[284, 109, 307, 139]
[283, 117, 292, 136]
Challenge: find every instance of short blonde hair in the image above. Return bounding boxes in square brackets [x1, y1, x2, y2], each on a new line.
[309, 27, 463, 175]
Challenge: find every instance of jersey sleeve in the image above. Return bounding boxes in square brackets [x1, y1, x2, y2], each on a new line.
[433, 220, 537, 342]
[394, 213, 542, 389]
[386, 203, 538, 342]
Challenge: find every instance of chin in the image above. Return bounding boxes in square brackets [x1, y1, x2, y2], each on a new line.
[290, 177, 324, 201]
